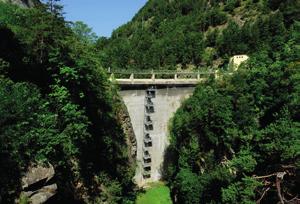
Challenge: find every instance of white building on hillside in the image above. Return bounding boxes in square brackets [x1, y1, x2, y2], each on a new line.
[229, 55, 249, 71]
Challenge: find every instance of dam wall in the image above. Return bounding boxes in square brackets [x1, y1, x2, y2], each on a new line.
[120, 87, 194, 186]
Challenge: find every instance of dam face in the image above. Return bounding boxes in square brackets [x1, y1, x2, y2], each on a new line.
[120, 87, 194, 186]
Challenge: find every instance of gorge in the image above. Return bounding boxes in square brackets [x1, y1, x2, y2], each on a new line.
[0, 0, 299, 203]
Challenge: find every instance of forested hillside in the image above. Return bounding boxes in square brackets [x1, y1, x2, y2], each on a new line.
[0, 2, 135, 203]
[167, 56, 300, 203]
[98, 0, 299, 70]
[159, 1, 300, 203]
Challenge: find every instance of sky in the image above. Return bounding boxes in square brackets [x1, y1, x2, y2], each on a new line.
[59, 0, 148, 37]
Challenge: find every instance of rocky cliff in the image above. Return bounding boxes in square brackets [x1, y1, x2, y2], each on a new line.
[0, 0, 39, 8]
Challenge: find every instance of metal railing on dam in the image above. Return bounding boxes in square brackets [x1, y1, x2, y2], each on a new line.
[107, 69, 222, 86]
[116, 68, 234, 186]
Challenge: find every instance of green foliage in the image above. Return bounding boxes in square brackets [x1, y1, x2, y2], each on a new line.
[1, 0, 299, 203]
[99, 0, 298, 70]
[0, 58, 9, 76]
[222, 177, 262, 204]
[217, 20, 248, 55]
[0, 79, 58, 202]
[0, 1, 134, 203]
[93, 173, 123, 204]
[0, 80, 56, 163]
[71, 21, 98, 44]
[136, 183, 172, 204]
[19, 193, 30, 204]
[224, 0, 240, 13]
[174, 169, 202, 204]
[168, 56, 300, 203]
[230, 149, 257, 173]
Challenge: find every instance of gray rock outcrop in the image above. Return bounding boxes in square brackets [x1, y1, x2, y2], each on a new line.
[0, 0, 39, 8]
[21, 163, 57, 204]
[118, 102, 137, 163]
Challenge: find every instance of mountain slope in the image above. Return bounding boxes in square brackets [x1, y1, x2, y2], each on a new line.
[0, 0, 39, 8]
[97, 0, 300, 70]
[167, 58, 300, 203]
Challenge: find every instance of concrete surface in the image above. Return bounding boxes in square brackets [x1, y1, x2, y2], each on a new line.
[120, 87, 194, 186]
[113, 78, 207, 85]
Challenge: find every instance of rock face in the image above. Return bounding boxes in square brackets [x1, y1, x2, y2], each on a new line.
[118, 101, 137, 163]
[0, 0, 38, 8]
[21, 164, 57, 204]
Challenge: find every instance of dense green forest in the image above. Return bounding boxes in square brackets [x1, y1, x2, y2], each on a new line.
[166, 57, 300, 203]
[98, 0, 299, 70]
[157, 1, 300, 203]
[0, 1, 135, 203]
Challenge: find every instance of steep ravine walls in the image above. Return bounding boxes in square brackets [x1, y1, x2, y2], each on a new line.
[0, 0, 38, 8]
[120, 87, 194, 186]
[117, 101, 137, 165]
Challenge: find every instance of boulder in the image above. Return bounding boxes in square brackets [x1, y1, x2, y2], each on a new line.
[27, 184, 57, 204]
[22, 164, 55, 189]
[21, 164, 57, 204]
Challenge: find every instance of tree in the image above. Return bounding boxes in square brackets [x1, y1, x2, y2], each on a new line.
[0, 79, 58, 202]
[168, 56, 300, 203]
[70, 21, 98, 44]
[217, 20, 246, 56]
[0, 2, 135, 203]
[174, 169, 202, 204]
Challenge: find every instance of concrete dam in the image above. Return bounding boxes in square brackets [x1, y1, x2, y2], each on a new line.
[112, 70, 217, 186]
[120, 87, 194, 186]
